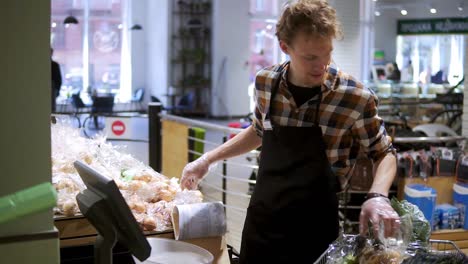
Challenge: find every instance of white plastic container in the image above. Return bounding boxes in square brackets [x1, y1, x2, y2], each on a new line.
[404, 184, 437, 227]
[133, 238, 214, 264]
[453, 183, 468, 229]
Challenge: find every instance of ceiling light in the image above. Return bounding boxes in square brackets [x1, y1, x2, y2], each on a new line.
[430, 8, 437, 14]
[401, 9, 408, 15]
[63, 15, 79, 25]
[458, 6, 464, 11]
[375, 10, 381, 16]
[51, 22, 57, 28]
[373, 0, 377, 2]
[118, 24, 123, 30]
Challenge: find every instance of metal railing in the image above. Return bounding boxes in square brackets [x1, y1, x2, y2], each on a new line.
[150, 108, 257, 199]
[393, 136, 466, 144]
[148, 103, 259, 250]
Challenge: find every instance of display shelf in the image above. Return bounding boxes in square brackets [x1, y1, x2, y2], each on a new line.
[397, 175, 468, 254]
[396, 175, 456, 205]
[169, 0, 212, 116]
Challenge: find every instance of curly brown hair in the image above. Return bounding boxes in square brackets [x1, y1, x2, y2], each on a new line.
[276, 0, 343, 45]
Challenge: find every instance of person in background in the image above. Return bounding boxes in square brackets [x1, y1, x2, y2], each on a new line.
[180, 0, 400, 262]
[386, 61, 401, 82]
[419, 65, 432, 85]
[431, 69, 446, 84]
[402, 59, 414, 82]
[51, 48, 62, 113]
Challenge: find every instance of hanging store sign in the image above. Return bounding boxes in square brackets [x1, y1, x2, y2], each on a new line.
[398, 18, 468, 35]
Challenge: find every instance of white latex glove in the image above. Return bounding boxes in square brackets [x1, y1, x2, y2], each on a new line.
[359, 197, 400, 238]
[180, 154, 211, 190]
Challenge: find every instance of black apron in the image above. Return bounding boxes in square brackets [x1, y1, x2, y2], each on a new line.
[239, 72, 339, 263]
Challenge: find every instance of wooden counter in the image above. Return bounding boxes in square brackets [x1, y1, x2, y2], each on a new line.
[55, 215, 230, 263]
[431, 229, 468, 255]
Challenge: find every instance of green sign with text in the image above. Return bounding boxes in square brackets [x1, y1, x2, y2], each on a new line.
[398, 18, 468, 35]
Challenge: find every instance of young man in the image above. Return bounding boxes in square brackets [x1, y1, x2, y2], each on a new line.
[181, 0, 400, 262]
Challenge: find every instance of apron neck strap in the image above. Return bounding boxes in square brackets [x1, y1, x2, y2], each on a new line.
[264, 65, 284, 122]
[313, 93, 322, 125]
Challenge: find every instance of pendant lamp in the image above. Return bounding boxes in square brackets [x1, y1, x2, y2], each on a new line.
[130, 24, 143, 30]
[64, 15, 79, 25]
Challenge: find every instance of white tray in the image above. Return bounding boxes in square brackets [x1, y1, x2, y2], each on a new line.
[133, 237, 214, 264]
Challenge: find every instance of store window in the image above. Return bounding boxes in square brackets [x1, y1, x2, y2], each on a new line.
[248, 0, 286, 80]
[248, 0, 285, 111]
[396, 35, 466, 86]
[255, 0, 265, 12]
[51, 0, 128, 102]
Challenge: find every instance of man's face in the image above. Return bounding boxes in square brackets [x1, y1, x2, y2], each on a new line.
[280, 32, 333, 87]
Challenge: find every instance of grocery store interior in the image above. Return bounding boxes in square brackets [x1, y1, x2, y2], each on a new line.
[1, 0, 468, 263]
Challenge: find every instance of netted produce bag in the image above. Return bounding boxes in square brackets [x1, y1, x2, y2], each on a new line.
[390, 198, 431, 248]
[324, 198, 432, 264]
[325, 230, 408, 264]
[51, 117, 203, 231]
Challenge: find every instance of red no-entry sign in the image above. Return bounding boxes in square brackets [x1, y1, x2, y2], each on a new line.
[111, 120, 126, 136]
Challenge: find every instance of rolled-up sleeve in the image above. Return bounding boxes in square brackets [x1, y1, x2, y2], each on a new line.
[252, 84, 264, 138]
[250, 66, 278, 138]
[352, 92, 395, 161]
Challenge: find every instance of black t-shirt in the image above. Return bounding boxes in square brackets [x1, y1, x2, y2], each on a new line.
[287, 80, 321, 107]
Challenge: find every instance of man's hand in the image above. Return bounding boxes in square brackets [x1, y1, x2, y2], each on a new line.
[180, 155, 210, 190]
[359, 197, 400, 238]
[180, 125, 262, 190]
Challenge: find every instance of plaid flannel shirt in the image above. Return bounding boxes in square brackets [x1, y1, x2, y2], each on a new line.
[253, 62, 395, 188]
